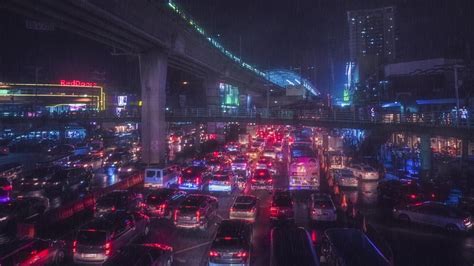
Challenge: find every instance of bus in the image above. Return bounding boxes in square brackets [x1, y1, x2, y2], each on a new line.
[320, 228, 393, 266]
[289, 145, 320, 190]
[271, 227, 320, 266]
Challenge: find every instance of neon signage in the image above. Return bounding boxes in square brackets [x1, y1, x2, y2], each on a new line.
[60, 80, 97, 87]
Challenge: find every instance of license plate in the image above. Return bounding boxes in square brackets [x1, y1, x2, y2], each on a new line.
[83, 253, 97, 258]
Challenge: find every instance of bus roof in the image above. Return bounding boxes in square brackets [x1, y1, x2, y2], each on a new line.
[324, 228, 391, 266]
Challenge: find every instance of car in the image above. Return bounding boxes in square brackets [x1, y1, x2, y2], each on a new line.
[209, 171, 235, 193]
[271, 227, 320, 266]
[178, 166, 208, 191]
[334, 168, 359, 188]
[270, 190, 294, 221]
[46, 167, 92, 194]
[146, 188, 187, 219]
[73, 211, 150, 264]
[262, 149, 277, 160]
[206, 157, 223, 173]
[47, 144, 74, 156]
[350, 164, 379, 180]
[208, 219, 253, 266]
[0, 144, 9, 156]
[308, 193, 337, 222]
[229, 195, 258, 223]
[95, 190, 144, 217]
[393, 201, 473, 232]
[174, 194, 218, 231]
[73, 155, 104, 170]
[104, 152, 131, 168]
[377, 178, 425, 206]
[0, 197, 50, 235]
[104, 243, 173, 266]
[250, 169, 273, 191]
[0, 238, 65, 265]
[17, 166, 61, 195]
[231, 157, 249, 172]
[246, 149, 259, 160]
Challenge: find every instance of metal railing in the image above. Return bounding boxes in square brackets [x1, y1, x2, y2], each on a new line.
[166, 107, 474, 129]
[1, 108, 473, 129]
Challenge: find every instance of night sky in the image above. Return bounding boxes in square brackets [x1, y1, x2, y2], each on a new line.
[1, 0, 473, 95]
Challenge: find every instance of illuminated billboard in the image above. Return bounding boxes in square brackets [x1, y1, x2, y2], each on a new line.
[219, 83, 239, 107]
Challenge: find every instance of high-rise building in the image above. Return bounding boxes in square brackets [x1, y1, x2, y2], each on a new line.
[347, 6, 396, 63]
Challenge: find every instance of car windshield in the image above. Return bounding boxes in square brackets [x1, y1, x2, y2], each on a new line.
[77, 230, 106, 246]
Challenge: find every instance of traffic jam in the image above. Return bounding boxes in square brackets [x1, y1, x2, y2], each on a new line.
[0, 124, 473, 265]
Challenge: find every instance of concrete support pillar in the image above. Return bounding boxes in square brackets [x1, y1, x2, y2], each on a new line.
[204, 78, 220, 110]
[140, 49, 168, 165]
[420, 134, 432, 180]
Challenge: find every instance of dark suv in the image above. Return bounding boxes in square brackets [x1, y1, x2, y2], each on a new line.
[250, 169, 273, 191]
[0, 238, 66, 265]
[74, 211, 150, 264]
[209, 219, 253, 266]
[270, 190, 294, 221]
[95, 190, 144, 217]
[46, 167, 92, 194]
[174, 194, 218, 231]
[146, 188, 187, 219]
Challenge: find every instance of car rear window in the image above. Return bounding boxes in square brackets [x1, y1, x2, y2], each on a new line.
[212, 175, 229, 181]
[77, 230, 106, 246]
[314, 199, 332, 208]
[273, 197, 292, 207]
[233, 203, 253, 210]
[213, 237, 244, 249]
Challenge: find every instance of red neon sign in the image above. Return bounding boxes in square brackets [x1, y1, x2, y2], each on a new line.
[60, 80, 97, 87]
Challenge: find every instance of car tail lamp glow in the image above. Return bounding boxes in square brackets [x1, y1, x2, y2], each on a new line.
[234, 251, 248, 258]
[209, 250, 220, 257]
[311, 230, 317, 243]
[105, 241, 112, 256]
[174, 210, 179, 221]
[196, 177, 201, 185]
[270, 207, 278, 216]
[196, 210, 201, 222]
[258, 171, 265, 176]
[2, 185, 12, 191]
[409, 194, 417, 199]
[159, 203, 167, 214]
[224, 236, 233, 240]
[251, 178, 257, 183]
[178, 176, 182, 185]
[73, 241, 77, 253]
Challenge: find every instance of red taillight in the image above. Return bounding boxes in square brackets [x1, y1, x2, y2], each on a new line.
[196, 210, 201, 222]
[174, 210, 179, 221]
[105, 241, 112, 256]
[267, 179, 273, 183]
[234, 251, 248, 258]
[209, 250, 220, 257]
[73, 241, 77, 253]
[409, 194, 417, 199]
[311, 230, 317, 243]
[111, 206, 116, 212]
[159, 203, 167, 214]
[251, 178, 257, 183]
[196, 177, 201, 185]
[431, 193, 436, 198]
[178, 176, 182, 185]
[270, 207, 278, 216]
[2, 185, 12, 191]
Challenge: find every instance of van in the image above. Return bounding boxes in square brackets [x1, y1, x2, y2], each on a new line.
[144, 165, 180, 189]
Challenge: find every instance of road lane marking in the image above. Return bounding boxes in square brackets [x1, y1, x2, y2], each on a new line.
[174, 241, 213, 255]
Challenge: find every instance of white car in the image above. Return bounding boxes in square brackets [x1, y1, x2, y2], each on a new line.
[262, 149, 277, 160]
[393, 201, 473, 232]
[335, 168, 358, 188]
[350, 164, 379, 180]
[229, 195, 258, 223]
[308, 193, 337, 222]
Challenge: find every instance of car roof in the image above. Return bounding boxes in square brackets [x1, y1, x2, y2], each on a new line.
[235, 195, 257, 204]
[216, 220, 250, 238]
[81, 211, 130, 231]
[0, 238, 44, 259]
